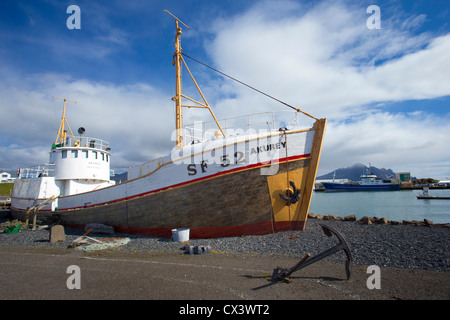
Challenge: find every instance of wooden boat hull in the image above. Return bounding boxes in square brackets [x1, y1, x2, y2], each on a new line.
[11, 119, 326, 238]
[12, 160, 307, 238]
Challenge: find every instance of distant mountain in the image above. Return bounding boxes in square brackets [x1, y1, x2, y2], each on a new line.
[317, 163, 396, 182]
[111, 172, 127, 183]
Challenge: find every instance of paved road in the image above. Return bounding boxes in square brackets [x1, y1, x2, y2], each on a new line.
[1, 246, 448, 305]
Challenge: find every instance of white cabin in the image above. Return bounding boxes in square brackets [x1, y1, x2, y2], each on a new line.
[13, 134, 115, 211]
[13, 97, 116, 210]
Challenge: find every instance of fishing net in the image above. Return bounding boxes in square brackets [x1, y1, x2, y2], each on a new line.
[75, 238, 131, 252]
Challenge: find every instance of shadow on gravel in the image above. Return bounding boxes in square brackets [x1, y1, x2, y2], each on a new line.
[242, 273, 344, 291]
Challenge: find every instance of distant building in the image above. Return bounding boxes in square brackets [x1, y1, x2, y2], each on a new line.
[396, 172, 411, 182]
[0, 172, 15, 183]
[435, 180, 450, 187]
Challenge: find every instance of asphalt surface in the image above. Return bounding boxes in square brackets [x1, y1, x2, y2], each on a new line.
[0, 245, 448, 303]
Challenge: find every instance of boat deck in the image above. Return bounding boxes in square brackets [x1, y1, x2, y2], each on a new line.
[417, 195, 450, 199]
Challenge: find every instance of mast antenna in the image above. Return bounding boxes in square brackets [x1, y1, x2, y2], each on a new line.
[164, 9, 190, 29]
[53, 96, 77, 147]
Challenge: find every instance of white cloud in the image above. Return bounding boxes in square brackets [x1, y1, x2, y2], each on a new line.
[366, 34, 450, 100]
[2, 0, 449, 181]
[0, 70, 174, 171]
[321, 111, 450, 178]
[205, 1, 449, 118]
[202, 0, 450, 178]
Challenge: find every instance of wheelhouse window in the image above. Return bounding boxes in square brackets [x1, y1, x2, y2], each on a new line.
[82, 150, 88, 158]
[71, 150, 78, 158]
[62, 150, 67, 159]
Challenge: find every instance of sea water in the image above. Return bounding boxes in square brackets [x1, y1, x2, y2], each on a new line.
[309, 189, 450, 224]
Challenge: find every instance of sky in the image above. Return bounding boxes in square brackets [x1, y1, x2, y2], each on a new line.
[0, 0, 449, 180]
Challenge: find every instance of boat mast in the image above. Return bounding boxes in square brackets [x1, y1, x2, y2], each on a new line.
[53, 96, 77, 146]
[165, 9, 225, 149]
[174, 17, 184, 149]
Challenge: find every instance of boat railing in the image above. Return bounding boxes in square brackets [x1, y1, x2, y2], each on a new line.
[52, 136, 110, 152]
[17, 164, 55, 179]
[182, 110, 304, 146]
[127, 110, 311, 180]
[127, 156, 169, 181]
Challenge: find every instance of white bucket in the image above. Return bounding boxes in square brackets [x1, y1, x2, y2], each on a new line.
[172, 228, 190, 242]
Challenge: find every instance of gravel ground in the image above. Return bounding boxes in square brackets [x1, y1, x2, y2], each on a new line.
[1, 211, 449, 272]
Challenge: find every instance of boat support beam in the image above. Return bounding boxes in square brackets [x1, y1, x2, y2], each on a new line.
[25, 196, 60, 230]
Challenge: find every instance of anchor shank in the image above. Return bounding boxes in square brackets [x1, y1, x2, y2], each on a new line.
[294, 244, 343, 271]
[285, 253, 311, 277]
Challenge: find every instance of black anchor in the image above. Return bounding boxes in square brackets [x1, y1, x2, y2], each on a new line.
[279, 180, 300, 206]
[271, 223, 353, 283]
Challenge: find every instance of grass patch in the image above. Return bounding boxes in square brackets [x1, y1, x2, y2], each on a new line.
[0, 183, 14, 196]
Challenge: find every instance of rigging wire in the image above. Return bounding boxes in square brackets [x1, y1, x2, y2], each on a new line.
[181, 52, 319, 121]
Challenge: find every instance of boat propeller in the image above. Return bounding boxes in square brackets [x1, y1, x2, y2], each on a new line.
[279, 181, 300, 206]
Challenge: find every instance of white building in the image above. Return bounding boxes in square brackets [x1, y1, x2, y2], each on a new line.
[0, 172, 15, 183]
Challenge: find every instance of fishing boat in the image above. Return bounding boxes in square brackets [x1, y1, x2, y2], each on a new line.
[416, 187, 450, 199]
[321, 165, 400, 192]
[10, 12, 327, 238]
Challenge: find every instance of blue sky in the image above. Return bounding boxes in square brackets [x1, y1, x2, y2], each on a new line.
[0, 0, 449, 179]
